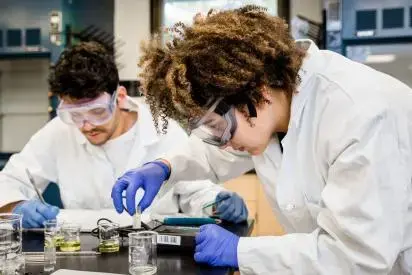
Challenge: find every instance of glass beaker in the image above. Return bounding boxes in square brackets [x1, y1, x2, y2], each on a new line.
[98, 221, 120, 253]
[0, 213, 24, 275]
[128, 232, 157, 275]
[60, 223, 81, 252]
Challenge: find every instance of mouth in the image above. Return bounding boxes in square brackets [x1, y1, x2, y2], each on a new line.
[85, 131, 102, 137]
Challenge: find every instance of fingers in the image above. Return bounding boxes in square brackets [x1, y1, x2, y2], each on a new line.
[239, 205, 249, 223]
[199, 224, 213, 232]
[194, 227, 210, 264]
[220, 204, 236, 221]
[25, 217, 40, 228]
[137, 181, 161, 212]
[137, 192, 154, 213]
[15, 201, 60, 228]
[216, 192, 249, 223]
[27, 211, 46, 228]
[193, 224, 223, 265]
[231, 204, 243, 223]
[195, 224, 213, 244]
[126, 175, 144, 215]
[233, 196, 248, 223]
[37, 204, 59, 220]
[195, 232, 206, 245]
[216, 191, 231, 201]
[216, 199, 231, 214]
[195, 238, 208, 253]
[194, 252, 207, 263]
[232, 206, 246, 224]
[111, 175, 131, 214]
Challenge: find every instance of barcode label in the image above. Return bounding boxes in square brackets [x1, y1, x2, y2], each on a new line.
[157, 235, 181, 246]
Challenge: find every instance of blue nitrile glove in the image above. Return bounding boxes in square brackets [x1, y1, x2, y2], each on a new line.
[12, 200, 60, 228]
[194, 224, 239, 267]
[215, 191, 248, 223]
[111, 161, 170, 215]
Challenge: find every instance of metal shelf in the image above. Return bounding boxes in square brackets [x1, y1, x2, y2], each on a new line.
[0, 51, 51, 60]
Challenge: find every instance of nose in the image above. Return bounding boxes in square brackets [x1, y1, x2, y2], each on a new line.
[80, 120, 94, 131]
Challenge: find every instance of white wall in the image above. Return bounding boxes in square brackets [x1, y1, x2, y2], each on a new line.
[290, 0, 323, 22]
[0, 59, 50, 152]
[114, 0, 151, 81]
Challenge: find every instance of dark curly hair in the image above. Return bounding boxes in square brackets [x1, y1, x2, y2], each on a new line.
[49, 41, 119, 99]
[139, 5, 305, 133]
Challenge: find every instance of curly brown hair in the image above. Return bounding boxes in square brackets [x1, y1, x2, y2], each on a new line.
[139, 5, 305, 133]
[49, 41, 119, 99]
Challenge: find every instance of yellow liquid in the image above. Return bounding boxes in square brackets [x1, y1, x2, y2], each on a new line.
[54, 235, 64, 247]
[99, 241, 120, 253]
[60, 241, 81, 252]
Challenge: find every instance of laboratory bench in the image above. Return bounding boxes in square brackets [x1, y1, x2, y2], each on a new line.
[22, 220, 254, 275]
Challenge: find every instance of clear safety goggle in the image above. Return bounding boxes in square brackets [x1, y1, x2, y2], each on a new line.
[188, 97, 238, 147]
[57, 91, 117, 127]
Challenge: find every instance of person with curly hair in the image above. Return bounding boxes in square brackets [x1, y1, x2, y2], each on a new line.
[112, 5, 412, 274]
[0, 41, 248, 229]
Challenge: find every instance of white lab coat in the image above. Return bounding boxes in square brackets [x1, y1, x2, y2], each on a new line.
[163, 40, 412, 274]
[0, 97, 224, 216]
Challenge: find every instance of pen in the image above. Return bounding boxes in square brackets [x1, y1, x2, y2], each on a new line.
[202, 198, 226, 210]
[25, 168, 46, 204]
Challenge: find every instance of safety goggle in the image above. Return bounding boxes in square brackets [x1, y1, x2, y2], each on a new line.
[188, 97, 238, 147]
[57, 91, 117, 127]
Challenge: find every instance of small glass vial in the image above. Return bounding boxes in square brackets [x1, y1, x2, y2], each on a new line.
[43, 220, 58, 272]
[60, 223, 81, 252]
[133, 206, 142, 229]
[98, 221, 120, 253]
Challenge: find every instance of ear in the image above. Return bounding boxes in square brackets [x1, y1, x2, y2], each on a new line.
[116, 86, 128, 108]
[260, 85, 273, 103]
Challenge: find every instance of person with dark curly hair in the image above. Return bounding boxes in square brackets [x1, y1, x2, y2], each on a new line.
[0, 41, 247, 229]
[112, 5, 412, 274]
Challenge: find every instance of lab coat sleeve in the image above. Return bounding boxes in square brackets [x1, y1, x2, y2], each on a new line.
[174, 180, 225, 216]
[165, 136, 255, 184]
[0, 120, 59, 208]
[237, 109, 408, 274]
[153, 120, 234, 215]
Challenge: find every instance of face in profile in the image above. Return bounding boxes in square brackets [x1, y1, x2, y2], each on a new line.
[59, 92, 121, 146]
[221, 88, 291, 156]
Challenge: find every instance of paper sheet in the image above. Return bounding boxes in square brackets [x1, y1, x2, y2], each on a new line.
[57, 209, 151, 232]
[52, 269, 125, 275]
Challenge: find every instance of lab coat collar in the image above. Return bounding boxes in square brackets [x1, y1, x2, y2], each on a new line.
[289, 39, 323, 128]
[73, 97, 159, 148]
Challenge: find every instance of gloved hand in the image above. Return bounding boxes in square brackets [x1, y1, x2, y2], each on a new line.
[111, 161, 170, 215]
[215, 191, 248, 223]
[12, 200, 60, 228]
[194, 224, 239, 267]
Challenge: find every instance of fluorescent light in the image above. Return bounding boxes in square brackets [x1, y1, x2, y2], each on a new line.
[50, 16, 60, 24]
[365, 54, 396, 64]
[356, 30, 375, 37]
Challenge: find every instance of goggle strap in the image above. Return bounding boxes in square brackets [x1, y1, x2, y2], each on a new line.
[220, 109, 237, 144]
[246, 99, 257, 118]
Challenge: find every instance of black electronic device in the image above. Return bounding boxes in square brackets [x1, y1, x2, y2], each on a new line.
[91, 218, 253, 252]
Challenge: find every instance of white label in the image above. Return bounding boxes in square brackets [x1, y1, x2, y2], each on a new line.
[133, 213, 141, 229]
[157, 235, 181, 246]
